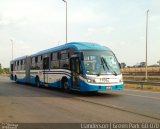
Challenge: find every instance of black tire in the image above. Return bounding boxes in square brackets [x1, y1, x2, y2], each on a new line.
[35, 77, 40, 87]
[11, 74, 13, 80]
[14, 75, 17, 82]
[62, 80, 70, 92]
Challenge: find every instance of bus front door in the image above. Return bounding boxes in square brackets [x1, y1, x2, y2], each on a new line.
[70, 57, 81, 90]
[43, 57, 49, 85]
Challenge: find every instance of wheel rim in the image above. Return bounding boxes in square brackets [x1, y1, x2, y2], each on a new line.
[37, 81, 40, 87]
[36, 78, 40, 87]
[15, 76, 17, 81]
[64, 81, 69, 90]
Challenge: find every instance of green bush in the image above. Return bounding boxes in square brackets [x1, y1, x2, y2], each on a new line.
[0, 66, 2, 74]
[0, 67, 9, 74]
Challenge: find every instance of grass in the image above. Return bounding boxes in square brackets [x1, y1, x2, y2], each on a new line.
[123, 76, 160, 82]
[0, 74, 10, 77]
[122, 67, 160, 73]
[125, 84, 160, 92]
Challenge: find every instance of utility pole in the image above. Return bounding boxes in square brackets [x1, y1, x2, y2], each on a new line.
[62, 0, 68, 44]
[11, 39, 14, 60]
[145, 10, 149, 81]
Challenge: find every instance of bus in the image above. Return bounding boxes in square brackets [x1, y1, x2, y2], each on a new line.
[10, 42, 124, 92]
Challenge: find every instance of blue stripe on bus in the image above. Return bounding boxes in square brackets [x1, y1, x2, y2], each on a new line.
[43, 71, 71, 77]
[14, 75, 124, 92]
[16, 78, 26, 83]
[43, 73, 71, 77]
[43, 70, 71, 73]
[80, 80, 124, 92]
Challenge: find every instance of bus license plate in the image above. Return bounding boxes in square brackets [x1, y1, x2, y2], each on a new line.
[107, 86, 112, 90]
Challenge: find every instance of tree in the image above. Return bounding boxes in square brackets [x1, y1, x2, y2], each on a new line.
[0, 63, 2, 74]
[140, 62, 146, 67]
[0, 64, 9, 74]
[3, 68, 9, 74]
[120, 63, 126, 68]
[157, 60, 160, 66]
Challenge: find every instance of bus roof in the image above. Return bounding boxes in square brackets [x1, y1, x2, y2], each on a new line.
[12, 55, 27, 62]
[31, 42, 111, 57]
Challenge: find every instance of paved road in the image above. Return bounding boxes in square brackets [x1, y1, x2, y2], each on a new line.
[0, 77, 160, 123]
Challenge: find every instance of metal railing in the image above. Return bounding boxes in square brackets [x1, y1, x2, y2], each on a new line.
[124, 81, 160, 89]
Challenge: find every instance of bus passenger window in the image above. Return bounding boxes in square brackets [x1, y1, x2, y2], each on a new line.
[52, 53, 58, 60]
[21, 60, 23, 65]
[11, 64, 14, 71]
[35, 57, 38, 63]
[63, 64, 69, 69]
[50, 53, 53, 60]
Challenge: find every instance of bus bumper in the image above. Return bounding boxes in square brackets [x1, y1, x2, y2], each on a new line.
[80, 80, 124, 92]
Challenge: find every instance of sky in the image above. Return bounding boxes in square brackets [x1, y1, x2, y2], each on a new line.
[0, 0, 160, 68]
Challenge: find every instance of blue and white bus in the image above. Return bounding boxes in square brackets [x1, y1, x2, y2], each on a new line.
[10, 42, 124, 92]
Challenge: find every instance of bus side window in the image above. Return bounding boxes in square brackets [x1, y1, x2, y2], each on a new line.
[11, 64, 14, 71]
[37, 56, 43, 70]
[43, 57, 49, 69]
[17, 61, 19, 70]
[35, 57, 38, 63]
[59, 50, 69, 69]
[50, 52, 60, 69]
[35, 56, 40, 70]
[21, 60, 23, 70]
[14, 61, 16, 70]
[15, 61, 18, 70]
[50, 53, 53, 61]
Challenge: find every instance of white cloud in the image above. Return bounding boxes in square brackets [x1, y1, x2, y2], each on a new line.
[103, 26, 114, 34]
[70, 8, 105, 24]
[119, 41, 126, 46]
[0, 16, 29, 27]
[150, 15, 160, 22]
[13, 40, 36, 56]
[0, 0, 160, 67]
[85, 27, 95, 36]
[0, 17, 10, 25]
[0, 37, 35, 67]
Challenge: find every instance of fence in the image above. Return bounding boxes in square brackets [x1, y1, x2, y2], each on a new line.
[124, 81, 160, 89]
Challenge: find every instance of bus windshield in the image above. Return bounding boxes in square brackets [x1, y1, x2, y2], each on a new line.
[83, 50, 121, 75]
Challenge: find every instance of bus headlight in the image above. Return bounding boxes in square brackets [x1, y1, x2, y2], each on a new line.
[86, 78, 95, 83]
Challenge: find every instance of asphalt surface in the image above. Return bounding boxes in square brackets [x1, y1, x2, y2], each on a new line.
[0, 76, 160, 123]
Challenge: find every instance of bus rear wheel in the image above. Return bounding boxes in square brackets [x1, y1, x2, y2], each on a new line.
[35, 77, 40, 87]
[14, 75, 17, 82]
[10, 74, 13, 80]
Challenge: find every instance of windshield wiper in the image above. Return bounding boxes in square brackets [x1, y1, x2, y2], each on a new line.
[95, 58, 106, 76]
[95, 58, 104, 76]
[101, 57, 117, 76]
[100, 57, 106, 71]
